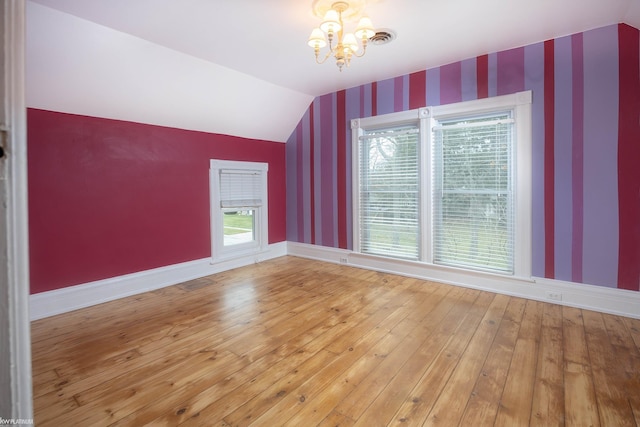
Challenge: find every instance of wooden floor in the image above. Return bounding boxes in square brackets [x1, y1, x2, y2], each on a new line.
[32, 256, 640, 426]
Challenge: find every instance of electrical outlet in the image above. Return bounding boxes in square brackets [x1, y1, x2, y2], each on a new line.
[545, 291, 562, 301]
[340, 257, 348, 264]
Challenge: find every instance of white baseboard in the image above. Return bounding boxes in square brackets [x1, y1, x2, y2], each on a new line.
[30, 241, 639, 320]
[29, 242, 287, 321]
[287, 242, 640, 319]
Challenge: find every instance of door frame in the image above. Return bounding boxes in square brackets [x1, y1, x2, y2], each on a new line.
[1, 0, 33, 420]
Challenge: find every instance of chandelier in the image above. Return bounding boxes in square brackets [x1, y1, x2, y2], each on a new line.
[307, 1, 376, 71]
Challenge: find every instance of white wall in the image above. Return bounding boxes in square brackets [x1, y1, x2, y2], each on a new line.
[26, 1, 313, 143]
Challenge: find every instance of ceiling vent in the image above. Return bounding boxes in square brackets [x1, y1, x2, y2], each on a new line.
[369, 29, 396, 45]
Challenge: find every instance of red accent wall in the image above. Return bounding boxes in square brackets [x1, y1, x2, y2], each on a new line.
[28, 108, 287, 294]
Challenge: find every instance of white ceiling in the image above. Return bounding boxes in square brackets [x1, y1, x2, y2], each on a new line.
[26, 0, 640, 142]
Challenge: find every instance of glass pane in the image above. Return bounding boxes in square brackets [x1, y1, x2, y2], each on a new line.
[360, 126, 420, 260]
[433, 114, 514, 273]
[223, 210, 255, 246]
[436, 193, 512, 272]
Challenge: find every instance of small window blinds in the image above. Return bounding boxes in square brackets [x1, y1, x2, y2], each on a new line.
[219, 169, 263, 208]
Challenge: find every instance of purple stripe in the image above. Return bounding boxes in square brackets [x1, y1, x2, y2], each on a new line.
[461, 57, 478, 101]
[553, 35, 574, 282]
[300, 109, 311, 243]
[402, 74, 410, 111]
[488, 53, 498, 97]
[345, 86, 361, 250]
[320, 94, 335, 247]
[524, 42, 546, 278]
[394, 76, 404, 112]
[582, 25, 619, 288]
[440, 62, 462, 104]
[497, 47, 525, 95]
[377, 77, 395, 115]
[426, 67, 440, 106]
[571, 33, 584, 283]
[362, 83, 372, 118]
[286, 123, 299, 242]
[313, 97, 323, 245]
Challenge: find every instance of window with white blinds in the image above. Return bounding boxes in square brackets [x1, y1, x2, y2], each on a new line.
[352, 91, 532, 278]
[359, 126, 420, 260]
[432, 114, 515, 273]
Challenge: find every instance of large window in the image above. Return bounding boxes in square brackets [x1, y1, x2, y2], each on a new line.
[359, 125, 420, 260]
[352, 92, 532, 277]
[210, 160, 268, 261]
[433, 113, 514, 273]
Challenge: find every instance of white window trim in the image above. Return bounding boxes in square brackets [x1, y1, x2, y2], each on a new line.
[210, 159, 268, 262]
[352, 91, 532, 279]
[351, 108, 430, 257]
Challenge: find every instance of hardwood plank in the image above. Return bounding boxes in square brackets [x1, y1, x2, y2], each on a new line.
[423, 293, 509, 426]
[530, 302, 565, 426]
[613, 316, 640, 424]
[330, 286, 452, 421]
[562, 306, 601, 427]
[494, 299, 543, 426]
[196, 288, 408, 424]
[317, 410, 356, 427]
[162, 279, 417, 425]
[127, 272, 404, 425]
[386, 290, 491, 426]
[31, 256, 640, 426]
[458, 296, 526, 426]
[582, 310, 636, 426]
[350, 286, 477, 427]
[34, 292, 301, 406]
[245, 302, 423, 426]
[287, 304, 436, 425]
[623, 317, 640, 352]
[32, 275, 308, 375]
[146, 279, 407, 425]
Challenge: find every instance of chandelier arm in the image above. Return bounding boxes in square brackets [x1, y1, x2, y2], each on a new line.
[351, 48, 367, 58]
[351, 40, 369, 58]
[327, 33, 335, 53]
[314, 49, 334, 65]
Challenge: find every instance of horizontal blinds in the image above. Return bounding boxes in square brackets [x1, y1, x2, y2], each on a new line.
[432, 114, 514, 273]
[219, 169, 263, 208]
[359, 127, 420, 140]
[359, 125, 420, 260]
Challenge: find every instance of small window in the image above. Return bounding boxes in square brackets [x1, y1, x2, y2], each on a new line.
[210, 160, 268, 261]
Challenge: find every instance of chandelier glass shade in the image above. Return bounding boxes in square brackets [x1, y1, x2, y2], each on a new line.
[308, 1, 375, 71]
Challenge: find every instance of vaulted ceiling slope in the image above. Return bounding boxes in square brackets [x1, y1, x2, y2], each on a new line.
[26, 0, 640, 142]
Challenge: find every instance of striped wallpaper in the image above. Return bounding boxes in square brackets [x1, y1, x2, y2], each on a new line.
[286, 23, 640, 291]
